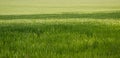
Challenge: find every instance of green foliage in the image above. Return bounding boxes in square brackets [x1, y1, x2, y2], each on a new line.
[0, 11, 120, 19]
[0, 17, 120, 58]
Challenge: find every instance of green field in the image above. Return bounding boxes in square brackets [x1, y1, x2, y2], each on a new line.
[0, 0, 120, 58]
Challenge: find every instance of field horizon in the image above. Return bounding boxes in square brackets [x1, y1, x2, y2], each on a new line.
[0, 0, 120, 58]
[1, 0, 120, 15]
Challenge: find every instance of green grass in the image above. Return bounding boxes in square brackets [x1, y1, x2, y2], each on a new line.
[0, 17, 120, 58]
[0, 11, 120, 19]
[0, 1, 120, 57]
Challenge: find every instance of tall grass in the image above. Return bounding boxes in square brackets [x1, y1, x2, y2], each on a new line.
[0, 18, 120, 58]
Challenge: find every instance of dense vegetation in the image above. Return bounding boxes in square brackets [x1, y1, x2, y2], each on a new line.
[0, 11, 120, 58]
[0, 11, 120, 19]
[0, 0, 120, 57]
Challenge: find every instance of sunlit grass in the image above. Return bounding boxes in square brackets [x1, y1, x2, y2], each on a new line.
[0, 17, 120, 58]
[0, 0, 120, 57]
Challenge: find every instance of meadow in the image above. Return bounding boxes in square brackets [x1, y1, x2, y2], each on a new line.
[0, 12, 120, 58]
[0, 0, 120, 58]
